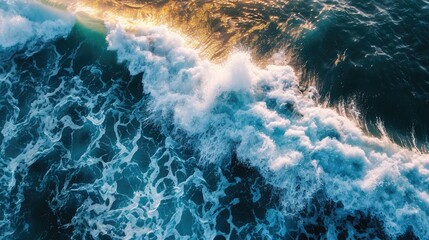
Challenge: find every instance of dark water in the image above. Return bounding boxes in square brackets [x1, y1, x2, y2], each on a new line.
[1, 0, 429, 239]
[132, 0, 429, 149]
[0, 20, 289, 240]
[297, 0, 429, 149]
[103, 0, 429, 148]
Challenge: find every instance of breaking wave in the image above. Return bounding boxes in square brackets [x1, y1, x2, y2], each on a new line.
[0, 0, 73, 49]
[1, 1, 428, 239]
[107, 23, 429, 238]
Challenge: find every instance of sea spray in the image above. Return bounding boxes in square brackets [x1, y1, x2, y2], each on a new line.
[1, 0, 428, 238]
[107, 23, 429, 238]
[0, 0, 74, 49]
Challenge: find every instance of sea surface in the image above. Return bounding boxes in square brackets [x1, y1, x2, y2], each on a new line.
[1, 0, 429, 239]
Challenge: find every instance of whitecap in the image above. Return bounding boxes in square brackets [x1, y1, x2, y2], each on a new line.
[106, 23, 429, 238]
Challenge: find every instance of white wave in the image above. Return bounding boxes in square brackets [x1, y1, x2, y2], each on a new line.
[0, 0, 74, 49]
[106, 23, 429, 238]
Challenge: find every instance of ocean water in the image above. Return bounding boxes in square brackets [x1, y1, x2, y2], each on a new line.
[1, 0, 429, 239]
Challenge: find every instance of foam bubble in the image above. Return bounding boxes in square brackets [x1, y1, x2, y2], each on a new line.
[106, 23, 429, 238]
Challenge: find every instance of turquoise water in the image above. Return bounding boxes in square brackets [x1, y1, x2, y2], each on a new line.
[1, 0, 429, 239]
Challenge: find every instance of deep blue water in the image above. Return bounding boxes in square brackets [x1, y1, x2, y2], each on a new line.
[1, 0, 429, 239]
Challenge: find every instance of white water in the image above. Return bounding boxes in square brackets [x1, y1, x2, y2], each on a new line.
[0, 0, 74, 49]
[1, 0, 429, 238]
[107, 23, 429, 238]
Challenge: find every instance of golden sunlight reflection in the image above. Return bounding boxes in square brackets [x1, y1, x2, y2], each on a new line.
[41, 0, 323, 63]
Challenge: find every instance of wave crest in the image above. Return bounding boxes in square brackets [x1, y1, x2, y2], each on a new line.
[0, 0, 74, 49]
[107, 23, 429, 238]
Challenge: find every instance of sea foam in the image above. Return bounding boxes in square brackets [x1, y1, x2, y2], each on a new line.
[0, 0, 74, 49]
[106, 23, 429, 238]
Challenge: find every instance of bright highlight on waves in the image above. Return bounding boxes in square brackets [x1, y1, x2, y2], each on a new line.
[107, 23, 429, 237]
[1, 0, 429, 238]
